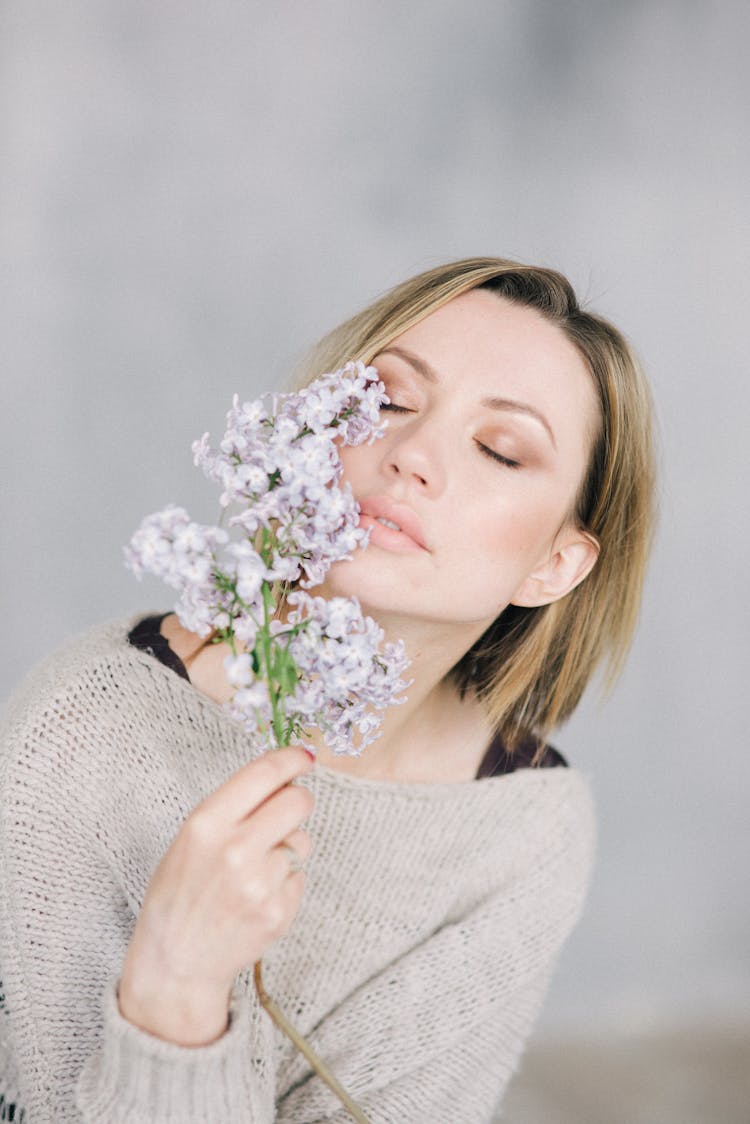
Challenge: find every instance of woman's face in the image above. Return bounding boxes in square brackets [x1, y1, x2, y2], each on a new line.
[321, 289, 600, 644]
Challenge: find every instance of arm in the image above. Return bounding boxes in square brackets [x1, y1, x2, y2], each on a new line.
[0, 759, 271, 1123]
[77, 745, 317, 1122]
[0, 703, 311, 1123]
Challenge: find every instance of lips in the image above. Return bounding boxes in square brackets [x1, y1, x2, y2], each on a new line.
[357, 496, 428, 552]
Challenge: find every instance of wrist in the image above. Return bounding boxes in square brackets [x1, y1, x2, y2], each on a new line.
[117, 968, 232, 1047]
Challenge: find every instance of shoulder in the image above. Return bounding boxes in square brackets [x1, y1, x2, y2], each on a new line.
[493, 765, 596, 873]
[0, 616, 154, 907]
[468, 765, 597, 923]
[0, 609, 248, 797]
[470, 766, 597, 947]
[0, 612, 243, 902]
[310, 760, 596, 903]
[0, 613, 168, 811]
[1, 613, 152, 744]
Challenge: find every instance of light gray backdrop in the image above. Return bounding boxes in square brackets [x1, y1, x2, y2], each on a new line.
[2, 0, 748, 1083]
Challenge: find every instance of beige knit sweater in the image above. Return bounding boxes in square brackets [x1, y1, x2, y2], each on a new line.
[0, 613, 596, 1123]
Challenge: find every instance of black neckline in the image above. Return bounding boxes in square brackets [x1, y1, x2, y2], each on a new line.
[127, 612, 191, 682]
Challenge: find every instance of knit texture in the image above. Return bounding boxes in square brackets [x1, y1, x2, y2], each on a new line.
[0, 613, 596, 1122]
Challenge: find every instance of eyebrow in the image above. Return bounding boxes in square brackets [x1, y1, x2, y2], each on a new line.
[378, 345, 557, 450]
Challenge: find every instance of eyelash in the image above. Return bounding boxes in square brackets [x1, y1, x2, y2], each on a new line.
[380, 403, 521, 470]
[477, 445, 521, 470]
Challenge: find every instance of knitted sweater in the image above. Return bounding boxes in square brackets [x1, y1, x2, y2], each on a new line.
[0, 613, 596, 1123]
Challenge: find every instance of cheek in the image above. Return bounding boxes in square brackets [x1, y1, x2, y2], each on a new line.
[467, 487, 568, 571]
[338, 442, 376, 491]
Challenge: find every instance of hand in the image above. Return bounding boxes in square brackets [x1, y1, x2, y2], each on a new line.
[118, 745, 315, 1045]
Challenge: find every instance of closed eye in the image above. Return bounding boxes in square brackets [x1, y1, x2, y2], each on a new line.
[380, 402, 414, 414]
[477, 443, 521, 469]
[382, 404, 520, 467]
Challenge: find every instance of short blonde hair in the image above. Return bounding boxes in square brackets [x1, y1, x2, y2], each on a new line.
[294, 257, 658, 756]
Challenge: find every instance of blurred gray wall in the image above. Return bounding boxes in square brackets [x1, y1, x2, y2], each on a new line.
[2, 0, 748, 1049]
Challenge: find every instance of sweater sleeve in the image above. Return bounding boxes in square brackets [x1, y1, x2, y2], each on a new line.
[74, 979, 271, 1122]
[278, 970, 553, 1124]
[0, 704, 276, 1123]
[274, 788, 596, 1123]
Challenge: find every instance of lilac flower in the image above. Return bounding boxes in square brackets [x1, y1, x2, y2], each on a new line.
[123, 505, 229, 593]
[124, 362, 410, 755]
[224, 652, 255, 688]
[283, 592, 409, 754]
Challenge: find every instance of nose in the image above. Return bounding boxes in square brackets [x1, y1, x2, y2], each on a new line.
[381, 416, 446, 495]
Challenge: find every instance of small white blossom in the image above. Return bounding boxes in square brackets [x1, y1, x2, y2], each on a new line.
[224, 652, 255, 688]
[232, 614, 259, 649]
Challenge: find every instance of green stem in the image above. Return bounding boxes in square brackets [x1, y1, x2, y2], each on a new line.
[258, 529, 285, 748]
[219, 524, 368, 1120]
[260, 581, 283, 746]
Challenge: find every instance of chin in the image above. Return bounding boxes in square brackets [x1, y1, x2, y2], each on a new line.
[310, 568, 394, 621]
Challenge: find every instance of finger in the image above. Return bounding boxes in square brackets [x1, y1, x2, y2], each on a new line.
[275, 842, 303, 874]
[194, 745, 313, 826]
[281, 828, 312, 864]
[251, 850, 306, 911]
[261, 845, 302, 888]
[241, 783, 314, 854]
[272, 870, 307, 936]
[225, 826, 311, 898]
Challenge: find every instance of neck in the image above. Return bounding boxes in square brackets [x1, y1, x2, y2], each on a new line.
[305, 611, 494, 783]
[170, 607, 495, 784]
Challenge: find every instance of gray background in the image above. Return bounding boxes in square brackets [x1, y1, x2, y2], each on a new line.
[2, 2, 748, 1120]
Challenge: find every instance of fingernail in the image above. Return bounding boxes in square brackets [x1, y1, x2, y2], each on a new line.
[302, 747, 316, 762]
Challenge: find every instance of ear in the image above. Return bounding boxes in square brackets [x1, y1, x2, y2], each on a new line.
[510, 527, 600, 608]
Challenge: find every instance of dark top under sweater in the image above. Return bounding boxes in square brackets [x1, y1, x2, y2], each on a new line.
[127, 613, 567, 779]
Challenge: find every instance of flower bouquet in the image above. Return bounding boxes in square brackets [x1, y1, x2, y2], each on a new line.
[124, 361, 410, 1122]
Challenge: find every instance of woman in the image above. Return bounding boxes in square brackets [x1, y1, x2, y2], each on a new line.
[0, 257, 656, 1122]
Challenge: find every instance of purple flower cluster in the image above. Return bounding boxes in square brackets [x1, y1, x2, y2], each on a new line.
[285, 592, 410, 754]
[124, 362, 410, 755]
